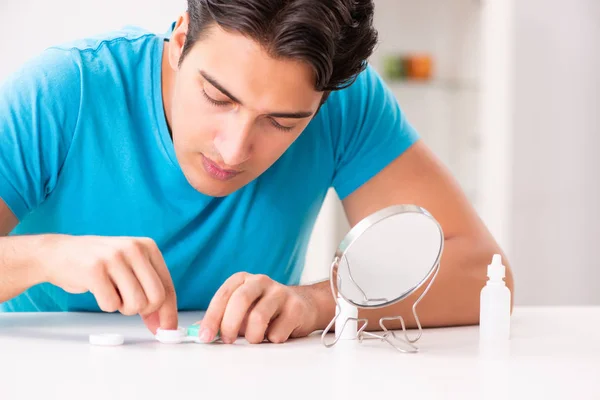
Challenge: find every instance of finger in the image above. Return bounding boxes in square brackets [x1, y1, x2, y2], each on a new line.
[143, 239, 178, 331]
[89, 268, 122, 313]
[243, 291, 283, 344]
[265, 295, 308, 344]
[128, 244, 166, 316]
[220, 277, 267, 344]
[108, 256, 149, 316]
[141, 311, 160, 333]
[155, 288, 178, 332]
[199, 272, 248, 343]
[265, 313, 300, 344]
[237, 303, 255, 337]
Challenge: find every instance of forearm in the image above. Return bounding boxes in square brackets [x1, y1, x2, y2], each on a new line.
[300, 235, 513, 332]
[0, 235, 47, 303]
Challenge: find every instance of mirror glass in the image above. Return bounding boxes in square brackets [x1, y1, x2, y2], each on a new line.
[333, 205, 443, 308]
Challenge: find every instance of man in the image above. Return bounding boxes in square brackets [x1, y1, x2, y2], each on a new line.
[0, 0, 513, 345]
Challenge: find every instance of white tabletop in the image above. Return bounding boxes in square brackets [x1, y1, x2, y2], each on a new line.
[1, 306, 599, 400]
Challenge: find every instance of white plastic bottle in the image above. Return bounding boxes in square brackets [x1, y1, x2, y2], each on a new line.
[479, 254, 511, 342]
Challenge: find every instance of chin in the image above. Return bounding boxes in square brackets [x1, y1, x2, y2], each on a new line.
[188, 178, 238, 197]
[200, 184, 238, 197]
[183, 172, 244, 197]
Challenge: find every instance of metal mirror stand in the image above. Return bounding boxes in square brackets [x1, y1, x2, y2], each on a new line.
[320, 253, 442, 353]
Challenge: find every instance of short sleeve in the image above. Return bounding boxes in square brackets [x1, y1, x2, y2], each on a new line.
[328, 65, 419, 200]
[0, 48, 81, 220]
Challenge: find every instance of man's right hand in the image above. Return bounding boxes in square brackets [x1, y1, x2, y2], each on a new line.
[38, 234, 178, 334]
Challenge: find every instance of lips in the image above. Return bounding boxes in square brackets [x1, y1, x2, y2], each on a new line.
[201, 154, 241, 181]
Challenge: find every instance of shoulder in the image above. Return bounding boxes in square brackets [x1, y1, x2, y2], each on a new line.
[49, 25, 164, 56]
[316, 64, 420, 199]
[2, 25, 164, 91]
[317, 63, 407, 140]
[25, 25, 167, 84]
[325, 64, 391, 111]
[317, 63, 416, 149]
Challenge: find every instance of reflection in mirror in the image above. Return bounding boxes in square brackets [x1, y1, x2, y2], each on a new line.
[335, 207, 443, 307]
[322, 205, 444, 353]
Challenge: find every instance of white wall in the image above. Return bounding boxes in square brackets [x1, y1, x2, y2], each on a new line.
[510, 0, 600, 305]
[477, 0, 515, 256]
[0, 0, 187, 78]
[369, 0, 481, 202]
[303, 0, 483, 283]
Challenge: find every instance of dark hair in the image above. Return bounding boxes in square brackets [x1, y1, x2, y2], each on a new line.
[181, 0, 378, 94]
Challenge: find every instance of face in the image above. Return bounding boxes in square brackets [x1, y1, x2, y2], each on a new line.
[162, 14, 324, 197]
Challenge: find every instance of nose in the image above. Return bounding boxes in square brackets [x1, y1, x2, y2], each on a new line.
[214, 113, 253, 166]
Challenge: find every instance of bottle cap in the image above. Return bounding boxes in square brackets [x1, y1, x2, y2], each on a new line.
[487, 254, 505, 280]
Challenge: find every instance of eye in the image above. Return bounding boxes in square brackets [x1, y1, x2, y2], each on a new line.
[269, 119, 294, 132]
[202, 89, 231, 107]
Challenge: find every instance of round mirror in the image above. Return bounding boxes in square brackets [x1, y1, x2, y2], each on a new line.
[332, 204, 443, 309]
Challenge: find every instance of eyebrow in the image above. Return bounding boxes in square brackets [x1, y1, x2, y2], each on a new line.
[199, 70, 315, 119]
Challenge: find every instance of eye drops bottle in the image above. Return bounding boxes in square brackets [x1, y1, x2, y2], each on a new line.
[479, 254, 511, 342]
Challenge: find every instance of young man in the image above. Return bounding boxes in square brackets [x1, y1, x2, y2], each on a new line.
[0, 0, 512, 344]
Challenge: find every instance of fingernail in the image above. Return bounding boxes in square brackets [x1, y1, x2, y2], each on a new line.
[198, 328, 212, 343]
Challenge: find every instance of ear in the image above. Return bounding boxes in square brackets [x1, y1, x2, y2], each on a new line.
[168, 13, 190, 70]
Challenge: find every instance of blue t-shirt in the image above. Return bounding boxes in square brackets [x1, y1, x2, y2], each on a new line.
[0, 24, 418, 312]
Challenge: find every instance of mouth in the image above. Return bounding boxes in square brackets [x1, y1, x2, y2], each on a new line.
[200, 154, 242, 181]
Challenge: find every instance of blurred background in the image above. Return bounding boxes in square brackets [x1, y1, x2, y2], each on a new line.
[1, 0, 598, 306]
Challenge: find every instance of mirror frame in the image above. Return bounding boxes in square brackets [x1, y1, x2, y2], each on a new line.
[331, 204, 444, 309]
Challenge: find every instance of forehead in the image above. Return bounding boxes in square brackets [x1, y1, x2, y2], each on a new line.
[185, 25, 322, 112]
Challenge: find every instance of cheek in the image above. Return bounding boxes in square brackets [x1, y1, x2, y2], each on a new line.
[252, 132, 302, 165]
[171, 84, 217, 144]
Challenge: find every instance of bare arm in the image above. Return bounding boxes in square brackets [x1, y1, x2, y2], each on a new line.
[197, 141, 514, 344]
[304, 140, 514, 331]
[0, 199, 48, 303]
[0, 199, 18, 236]
[0, 199, 178, 331]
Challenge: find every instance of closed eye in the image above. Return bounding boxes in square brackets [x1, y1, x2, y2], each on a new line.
[202, 89, 231, 107]
[203, 84, 294, 132]
[270, 119, 294, 132]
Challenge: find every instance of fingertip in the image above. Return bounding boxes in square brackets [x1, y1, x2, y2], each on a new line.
[142, 312, 160, 335]
[157, 302, 179, 331]
[193, 319, 203, 330]
[198, 314, 214, 330]
[196, 318, 221, 342]
[162, 314, 179, 331]
[198, 327, 214, 343]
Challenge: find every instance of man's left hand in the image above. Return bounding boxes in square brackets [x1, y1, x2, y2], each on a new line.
[196, 272, 320, 344]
